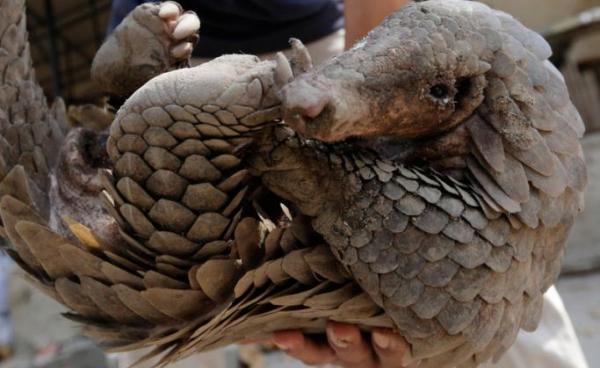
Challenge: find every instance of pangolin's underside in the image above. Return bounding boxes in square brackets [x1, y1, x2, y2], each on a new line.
[0, 1, 587, 367]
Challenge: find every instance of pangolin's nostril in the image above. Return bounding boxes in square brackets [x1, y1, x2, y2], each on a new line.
[282, 79, 331, 119]
[299, 96, 328, 120]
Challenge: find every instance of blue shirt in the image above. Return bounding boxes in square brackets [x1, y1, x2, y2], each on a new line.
[108, 0, 344, 57]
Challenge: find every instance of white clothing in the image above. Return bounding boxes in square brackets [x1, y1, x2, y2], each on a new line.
[485, 287, 588, 368]
[0, 253, 13, 347]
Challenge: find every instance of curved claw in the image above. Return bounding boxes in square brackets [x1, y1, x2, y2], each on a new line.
[158, 1, 181, 20]
[275, 52, 294, 88]
[171, 42, 194, 59]
[289, 38, 314, 76]
[274, 40, 313, 90]
[173, 12, 201, 40]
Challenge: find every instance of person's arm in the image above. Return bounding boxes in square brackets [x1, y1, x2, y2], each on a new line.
[344, 0, 410, 48]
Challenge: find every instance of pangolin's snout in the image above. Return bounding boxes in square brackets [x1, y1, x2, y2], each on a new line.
[280, 77, 333, 138]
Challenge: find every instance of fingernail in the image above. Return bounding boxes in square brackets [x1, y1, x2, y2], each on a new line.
[271, 334, 289, 351]
[273, 340, 290, 351]
[331, 336, 350, 349]
[326, 329, 350, 349]
[373, 332, 391, 349]
[401, 348, 415, 366]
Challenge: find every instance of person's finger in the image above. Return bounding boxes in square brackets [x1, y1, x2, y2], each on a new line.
[372, 329, 418, 368]
[326, 322, 377, 368]
[239, 337, 270, 345]
[273, 330, 337, 366]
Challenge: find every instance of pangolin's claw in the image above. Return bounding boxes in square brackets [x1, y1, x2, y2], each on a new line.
[275, 52, 294, 87]
[172, 12, 201, 41]
[289, 38, 313, 75]
[158, 1, 181, 20]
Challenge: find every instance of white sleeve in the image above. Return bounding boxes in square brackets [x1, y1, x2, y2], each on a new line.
[0, 253, 13, 346]
[485, 287, 589, 368]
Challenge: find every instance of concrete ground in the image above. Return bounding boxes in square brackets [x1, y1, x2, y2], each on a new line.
[562, 134, 600, 274]
[0, 265, 117, 368]
[554, 132, 600, 367]
[556, 273, 600, 367]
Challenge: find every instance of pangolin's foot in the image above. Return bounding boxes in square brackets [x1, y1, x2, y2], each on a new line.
[91, 1, 200, 96]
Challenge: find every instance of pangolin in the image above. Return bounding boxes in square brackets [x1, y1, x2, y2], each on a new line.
[0, 1, 587, 367]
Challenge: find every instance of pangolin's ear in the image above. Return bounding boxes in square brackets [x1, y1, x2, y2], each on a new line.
[419, 72, 489, 140]
[446, 73, 488, 132]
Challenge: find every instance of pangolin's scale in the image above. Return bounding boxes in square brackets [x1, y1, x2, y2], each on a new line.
[0, 1, 587, 367]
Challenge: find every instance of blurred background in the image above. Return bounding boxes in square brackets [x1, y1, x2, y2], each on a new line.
[21, 0, 111, 103]
[1, 0, 600, 367]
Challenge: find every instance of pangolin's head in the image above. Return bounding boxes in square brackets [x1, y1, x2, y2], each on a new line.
[280, 0, 582, 161]
[279, 0, 587, 218]
[283, 0, 498, 142]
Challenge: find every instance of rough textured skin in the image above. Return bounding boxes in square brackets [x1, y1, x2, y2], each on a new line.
[91, 2, 199, 96]
[0, 1, 587, 368]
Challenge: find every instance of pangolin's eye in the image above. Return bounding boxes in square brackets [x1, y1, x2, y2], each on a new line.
[429, 84, 450, 100]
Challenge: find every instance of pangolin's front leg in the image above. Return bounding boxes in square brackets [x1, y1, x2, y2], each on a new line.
[92, 1, 200, 96]
[16, 1, 199, 253]
[52, 1, 202, 245]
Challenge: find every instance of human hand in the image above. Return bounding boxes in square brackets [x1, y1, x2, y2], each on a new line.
[272, 322, 419, 367]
